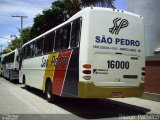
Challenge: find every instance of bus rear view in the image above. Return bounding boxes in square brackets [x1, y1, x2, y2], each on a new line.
[79, 8, 145, 98]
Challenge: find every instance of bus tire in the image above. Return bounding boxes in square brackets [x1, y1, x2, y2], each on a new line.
[22, 75, 25, 84]
[9, 72, 12, 82]
[9, 77, 12, 82]
[46, 81, 58, 103]
[23, 75, 29, 89]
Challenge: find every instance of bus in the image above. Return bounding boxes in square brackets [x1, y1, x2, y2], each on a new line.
[2, 49, 19, 81]
[0, 54, 6, 77]
[0, 56, 1, 76]
[19, 7, 145, 102]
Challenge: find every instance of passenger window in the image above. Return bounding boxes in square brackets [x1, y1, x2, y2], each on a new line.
[43, 31, 55, 54]
[62, 24, 71, 49]
[35, 37, 43, 56]
[30, 42, 35, 57]
[23, 46, 27, 59]
[70, 18, 82, 48]
[24, 45, 30, 58]
[21, 47, 25, 58]
[54, 28, 63, 51]
[54, 24, 71, 51]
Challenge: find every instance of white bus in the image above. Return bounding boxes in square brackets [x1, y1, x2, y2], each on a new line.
[2, 49, 19, 81]
[19, 7, 145, 102]
[0, 54, 5, 77]
[0, 56, 1, 76]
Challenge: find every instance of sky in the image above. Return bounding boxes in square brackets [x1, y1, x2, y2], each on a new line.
[0, 0, 126, 51]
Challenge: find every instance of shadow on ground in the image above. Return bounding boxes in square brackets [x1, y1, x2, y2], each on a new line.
[2, 77, 20, 84]
[21, 86, 150, 119]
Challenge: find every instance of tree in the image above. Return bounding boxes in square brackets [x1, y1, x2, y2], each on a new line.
[64, 0, 115, 15]
[31, 1, 67, 38]
[2, 48, 12, 54]
[8, 38, 20, 50]
[21, 27, 32, 44]
[63, 0, 81, 16]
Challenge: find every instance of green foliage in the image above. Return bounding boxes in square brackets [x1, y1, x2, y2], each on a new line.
[22, 27, 32, 44]
[2, 48, 12, 54]
[8, 38, 20, 50]
[30, 0, 68, 39]
[2, 37, 20, 54]
[63, 0, 81, 16]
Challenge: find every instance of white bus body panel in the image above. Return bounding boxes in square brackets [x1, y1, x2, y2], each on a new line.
[79, 8, 145, 87]
[20, 55, 48, 89]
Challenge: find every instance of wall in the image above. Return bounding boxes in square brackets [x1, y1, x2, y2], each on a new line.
[126, 0, 160, 57]
[145, 66, 160, 94]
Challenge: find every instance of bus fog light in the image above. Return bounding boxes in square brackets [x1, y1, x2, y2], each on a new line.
[82, 76, 91, 80]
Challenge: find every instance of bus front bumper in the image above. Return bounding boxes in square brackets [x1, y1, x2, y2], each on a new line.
[78, 82, 144, 98]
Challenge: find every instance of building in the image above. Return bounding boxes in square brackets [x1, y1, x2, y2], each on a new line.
[126, 0, 160, 94]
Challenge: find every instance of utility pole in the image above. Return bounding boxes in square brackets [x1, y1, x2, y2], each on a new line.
[12, 15, 27, 47]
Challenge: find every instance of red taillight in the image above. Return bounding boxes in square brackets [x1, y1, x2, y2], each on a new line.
[141, 72, 145, 76]
[141, 67, 145, 77]
[83, 70, 91, 74]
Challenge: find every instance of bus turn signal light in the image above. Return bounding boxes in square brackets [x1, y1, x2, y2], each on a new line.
[142, 67, 145, 71]
[83, 64, 91, 69]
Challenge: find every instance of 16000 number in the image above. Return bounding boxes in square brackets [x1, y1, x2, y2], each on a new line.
[107, 60, 129, 69]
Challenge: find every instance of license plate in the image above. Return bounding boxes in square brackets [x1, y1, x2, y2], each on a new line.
[112, 92, 124, 98]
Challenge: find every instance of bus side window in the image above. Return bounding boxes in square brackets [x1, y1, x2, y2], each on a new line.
[23, 45, 29, 59]
[54, 28, 63, 51]
[35, 37, 43, 56]
[44, 31, 55, 54]
[23, 47, 26, 59]
[21, 47, 25, 58]
[26, 45, 30, 58]
[30, 42, 35, 57]
[70, 18, 82, 48]
[62, 24, 71, 49]
[23, 46, 27, 59]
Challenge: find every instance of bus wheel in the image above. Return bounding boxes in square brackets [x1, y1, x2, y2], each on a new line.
[46, 82, 54, 103]
[9, 77, 12, 82]
[22, 75, 25, 84]
[46, 82, 59, 103]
